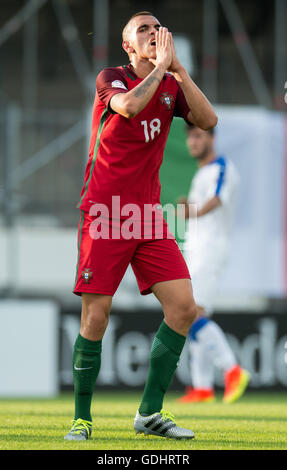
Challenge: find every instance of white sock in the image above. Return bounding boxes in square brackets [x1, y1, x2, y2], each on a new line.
[196, 320, 237, 372]
[189, 339, 214, 389]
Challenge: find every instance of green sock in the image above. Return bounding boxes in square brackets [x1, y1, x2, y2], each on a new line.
[73, 334, 102, 422]
[139, 321, 186, 416]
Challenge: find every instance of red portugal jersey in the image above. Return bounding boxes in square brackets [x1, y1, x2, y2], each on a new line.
[77, 64, 190, 216]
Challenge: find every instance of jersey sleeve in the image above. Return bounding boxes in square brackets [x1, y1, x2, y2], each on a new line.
[96, 67, 129, 111]
[173, 84, 191, 122]
[209, 159, 238, 205]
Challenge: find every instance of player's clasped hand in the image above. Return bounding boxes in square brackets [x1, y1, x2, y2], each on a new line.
[149, 27, 173, 71]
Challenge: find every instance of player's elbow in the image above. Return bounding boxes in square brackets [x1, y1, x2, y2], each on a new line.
[122, 95, 147, 118]
[120, 103, 138, 119]
[110, 94, 137, 119]
[120, 95, 140, 118]
[124, 107, 137, 119]
[115, 103, 136, 119]
[200, 113, 218, 131]
[207, 113, 218, 129]
[124, 100, 144, 119]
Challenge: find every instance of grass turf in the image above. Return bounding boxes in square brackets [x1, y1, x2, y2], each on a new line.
[0, 391, 286, 450]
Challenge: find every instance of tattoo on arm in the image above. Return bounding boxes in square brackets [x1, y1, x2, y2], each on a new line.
[133, 72, 161, 98]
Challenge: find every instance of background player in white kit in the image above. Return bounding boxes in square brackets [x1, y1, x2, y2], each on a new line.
[178, 125, 250, 403]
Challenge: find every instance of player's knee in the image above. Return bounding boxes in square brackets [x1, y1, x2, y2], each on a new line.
[85, 309, 109, 333]
[176, 298, 197, 327]
[187, 302, 197, 326]
[81, 299, 110, 337]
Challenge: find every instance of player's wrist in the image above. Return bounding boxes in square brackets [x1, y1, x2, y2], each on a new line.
[171, 66, 188, 81]
[154, 62, 169, 74]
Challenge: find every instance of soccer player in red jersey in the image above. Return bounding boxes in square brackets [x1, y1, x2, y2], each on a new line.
[64, 11, 217, 441]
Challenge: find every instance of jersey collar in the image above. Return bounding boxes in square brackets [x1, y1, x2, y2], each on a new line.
[123, 64, 138, 81]
[209, 155, 225, 165]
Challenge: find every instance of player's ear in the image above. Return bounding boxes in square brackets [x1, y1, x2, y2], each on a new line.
[122, 40, 135, 55]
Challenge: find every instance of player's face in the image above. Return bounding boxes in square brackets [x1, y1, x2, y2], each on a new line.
[186, 128, 213, 160]
[124, 15, 161, 60]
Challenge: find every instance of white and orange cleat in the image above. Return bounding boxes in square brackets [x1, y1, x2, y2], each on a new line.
[177, 386, 216, 403]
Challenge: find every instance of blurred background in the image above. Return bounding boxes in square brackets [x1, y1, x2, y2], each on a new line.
[0, 0, 286, 397]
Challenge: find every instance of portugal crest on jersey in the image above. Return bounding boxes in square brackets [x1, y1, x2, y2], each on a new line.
[160, 92, 174, 110]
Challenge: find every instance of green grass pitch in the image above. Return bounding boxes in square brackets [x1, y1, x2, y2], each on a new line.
[0, 391, 286, 450]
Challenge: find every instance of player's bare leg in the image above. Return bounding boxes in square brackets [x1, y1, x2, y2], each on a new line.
[80, 293, 112, 341]
[134, 279, 196, 439]
[151, 278, 196, 336]
[64, 293, 112, 440]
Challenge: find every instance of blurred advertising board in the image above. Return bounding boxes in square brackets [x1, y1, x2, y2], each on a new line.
[0, 299, 59, 397]
[60, 307, 287, 391]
